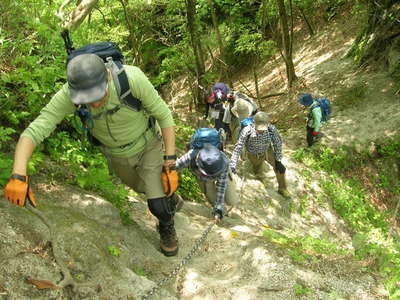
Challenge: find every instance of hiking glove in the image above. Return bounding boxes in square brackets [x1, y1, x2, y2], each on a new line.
[275, 161, 286, 174]
[161, 166, 179, 197]
[212, 208, 223, 221]
[4, 175, 37, 207]
[312, 131, 320, 136]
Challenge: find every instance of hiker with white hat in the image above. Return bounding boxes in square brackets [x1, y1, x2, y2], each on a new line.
[230, 111, 290, 198]
[229, 96, 257, 143]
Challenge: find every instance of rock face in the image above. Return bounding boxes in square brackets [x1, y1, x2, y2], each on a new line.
[0, 183, 176, 300]
[0, 166, 388, 299]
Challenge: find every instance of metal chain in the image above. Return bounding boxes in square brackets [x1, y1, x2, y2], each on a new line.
[139, 221, 216, 300]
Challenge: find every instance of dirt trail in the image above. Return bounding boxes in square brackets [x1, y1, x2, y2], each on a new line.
[1, 13, 397, 300]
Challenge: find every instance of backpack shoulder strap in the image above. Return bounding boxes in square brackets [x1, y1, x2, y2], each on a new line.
[107, 59, 142, 111]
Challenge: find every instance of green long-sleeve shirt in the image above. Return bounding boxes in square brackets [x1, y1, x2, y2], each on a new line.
[22, 65, 174, 158]
[307, 100, 322, 132]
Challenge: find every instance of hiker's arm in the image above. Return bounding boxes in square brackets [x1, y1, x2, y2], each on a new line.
[229, 127, 248, 170]
[270, 125, 283, 162]
[161, 126, 176, 165]
[214, 169, 228, 216]
[175, 150, 195, 172]
[21, 84, 75, 146]
[312, 107, 322, 132]
[12, 136, 35, 176]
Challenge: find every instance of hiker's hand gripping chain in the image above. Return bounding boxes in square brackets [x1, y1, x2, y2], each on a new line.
[212, 208, 223, 223]
[161, 165, 179, 197]
[4, 174, 37, 207]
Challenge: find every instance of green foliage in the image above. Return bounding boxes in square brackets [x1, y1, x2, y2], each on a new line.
[262, 228, 349, 263]
[46, 131, 95, 166]
[234, 32, 276, 61]
[294, 283, 313, 296]
[0, 153, 13, 187]
[108, 245, 121, 257]
[0, 127, 16, 148]
[377, 139, 400, 160]
[133, 265, 147, 277]
[324, 179, 387, 231]
[27, 151, 44, 175]
[174, 121, 204, 202]
[177, 168, 203, 202]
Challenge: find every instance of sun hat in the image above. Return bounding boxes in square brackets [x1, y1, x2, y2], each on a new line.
[67, 53, 108, 105]
[196, 144, 229, 177]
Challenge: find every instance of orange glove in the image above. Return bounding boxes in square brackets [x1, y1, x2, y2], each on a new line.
[161, 166, 179, 197]
[4, 175, 37, 207]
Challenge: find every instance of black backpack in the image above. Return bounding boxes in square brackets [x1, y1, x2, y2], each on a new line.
[61, 30, 142, 112]
[61, 30, 143, 146]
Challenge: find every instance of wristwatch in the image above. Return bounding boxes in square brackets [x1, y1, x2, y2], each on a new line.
[163, 154, 177, 160]
[10, 174, 27, 182]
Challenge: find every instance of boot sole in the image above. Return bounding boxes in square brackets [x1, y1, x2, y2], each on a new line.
[160, 246, 179, 257]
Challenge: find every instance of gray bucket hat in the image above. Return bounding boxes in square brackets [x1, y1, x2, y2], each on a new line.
[196, 144, 229, 177]
[254, 111, 269, 131]
[67, 54, 108, 105]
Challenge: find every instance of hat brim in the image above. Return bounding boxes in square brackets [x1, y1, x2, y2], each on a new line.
[70, 80, 108, 105]
[197, 152, 229, 177]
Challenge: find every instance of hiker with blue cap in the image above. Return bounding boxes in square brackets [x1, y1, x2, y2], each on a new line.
[175, 143, 238, 221]
[230, 111, 290, 199]
[4, 53, 181, 257]
[298, 93, 323, 147]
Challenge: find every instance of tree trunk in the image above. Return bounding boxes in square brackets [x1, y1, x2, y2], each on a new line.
[207, 0, 231, 85]
[276, 0, 297, 87]
[297, 4, 314, 36]
[186, 0, 207, 110]
[118, 0, 144, 67]
[252, 62, 263, 110]
[58, 0, 99, 30]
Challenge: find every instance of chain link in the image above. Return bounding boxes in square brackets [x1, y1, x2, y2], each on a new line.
[139, 221, 216, 300]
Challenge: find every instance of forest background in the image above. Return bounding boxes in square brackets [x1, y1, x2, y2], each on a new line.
[0, 0, 400, 298]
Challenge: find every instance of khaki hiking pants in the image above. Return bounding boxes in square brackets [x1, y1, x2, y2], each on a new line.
[247, 147, 287, 191]
[106, 136, 165, 199]
[196, 170, 239, 208]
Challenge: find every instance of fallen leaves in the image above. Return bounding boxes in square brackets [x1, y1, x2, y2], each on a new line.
[26, 278, 61, 290]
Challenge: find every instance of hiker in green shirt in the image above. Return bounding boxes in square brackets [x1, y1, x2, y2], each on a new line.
[4, 54, 180, 257]
[298, 93, 323, 147]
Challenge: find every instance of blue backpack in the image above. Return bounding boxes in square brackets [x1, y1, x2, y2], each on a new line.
[190, 128, 223, 150]
[315, 98, 332, 123]
[240, 116, 254, 129]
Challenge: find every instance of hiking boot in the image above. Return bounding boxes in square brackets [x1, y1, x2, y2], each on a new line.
[278, 189, 291, 199]
[158, 222, 179, 257]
